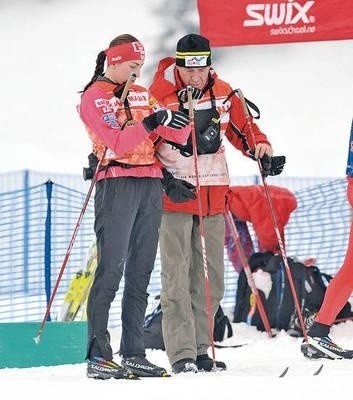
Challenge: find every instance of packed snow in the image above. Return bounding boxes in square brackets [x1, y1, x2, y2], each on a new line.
[2, 321, 353, 399]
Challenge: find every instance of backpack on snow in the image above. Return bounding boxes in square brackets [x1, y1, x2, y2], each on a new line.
[213, 304, 233, 342]
[233, 251, 353, 334]
[143, 296, 233, 350]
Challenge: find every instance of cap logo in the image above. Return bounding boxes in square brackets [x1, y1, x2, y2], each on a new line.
[176, 49, 211, 68]
[184, 55, 208, 67]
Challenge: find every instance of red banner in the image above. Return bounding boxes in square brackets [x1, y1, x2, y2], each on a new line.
[197, 0, 353, 46]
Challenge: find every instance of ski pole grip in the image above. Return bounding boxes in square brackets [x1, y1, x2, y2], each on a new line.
[187, 85, 195, 120]
[120, 72, 137, 102]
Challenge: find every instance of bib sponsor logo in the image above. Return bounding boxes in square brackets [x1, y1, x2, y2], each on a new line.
[127, 93, 148, 107]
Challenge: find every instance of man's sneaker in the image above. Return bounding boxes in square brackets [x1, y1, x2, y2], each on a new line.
[301, 336, 353, 360]
[87, 357, 138, 380]
[172, 358, 198, 374]
[196, 354, 227, 372]
[122, 356, 170, 377]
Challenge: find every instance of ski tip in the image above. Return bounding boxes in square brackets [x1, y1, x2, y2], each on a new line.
[279, 363, 323, 377]
[214, 343, 247, 349]
[279, 366, 289, 377]
[313, 363, 324, 376]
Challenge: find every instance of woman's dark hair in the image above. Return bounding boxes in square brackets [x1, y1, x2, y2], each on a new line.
[80, 34, 139, 93]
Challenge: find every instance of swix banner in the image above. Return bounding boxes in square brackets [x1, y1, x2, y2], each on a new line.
[197, 0, 353, 46]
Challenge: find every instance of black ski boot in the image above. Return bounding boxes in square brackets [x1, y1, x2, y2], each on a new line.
[122, 356, 170, 377]
[172, 358, 198, 374]
[301, 336, 353, 360]
[301, 321, 353, 360]
[196, 354, 227, 371]
[87, 357, 139, 380]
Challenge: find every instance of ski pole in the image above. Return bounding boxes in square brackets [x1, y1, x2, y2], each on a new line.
[187, 85, 217, 368]
[34, 73, 136, 344]
[234, 88, 309, 343]
[224, 204, 274, 337]
[33, 155, 104, 344]
[334, 316, 353, 324]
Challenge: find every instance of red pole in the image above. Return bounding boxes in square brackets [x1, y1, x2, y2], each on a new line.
[34, 73, 136, 344]
[33, 160, 102, 344]
[187, 86, 217, 367]
[224, 205, 274, 337]
[235, 88, 308, 343]
[334, 316, 353, 323]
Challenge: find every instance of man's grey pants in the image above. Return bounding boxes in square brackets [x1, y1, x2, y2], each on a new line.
[159, 212, 225, 365]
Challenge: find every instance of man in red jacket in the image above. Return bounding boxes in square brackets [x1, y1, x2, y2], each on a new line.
[150, 33, 281, 374]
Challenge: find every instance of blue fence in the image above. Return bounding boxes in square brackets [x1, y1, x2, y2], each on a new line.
[0, 179, 94, 323]
[0, 170, 348, 327]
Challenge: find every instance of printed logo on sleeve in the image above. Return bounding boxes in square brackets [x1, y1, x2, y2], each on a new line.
[102, 113, 120, 128]
[95, 98, 114, 113]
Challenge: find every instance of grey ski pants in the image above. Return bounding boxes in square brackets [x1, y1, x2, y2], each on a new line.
[159, 212, 225, 365]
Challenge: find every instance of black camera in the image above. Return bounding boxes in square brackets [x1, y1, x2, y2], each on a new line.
[83, 153, 99, 181]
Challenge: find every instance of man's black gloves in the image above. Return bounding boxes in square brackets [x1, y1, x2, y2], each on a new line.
[269, 155, 286, 176]
[83, 152, 99, 181]
[143, 110, 189, 132]
[177, 87, 203, 103]
[248, 150, 286, 177]
[259, 153, 272, 176]
[259, 154, 286, 177]
[161, 169, 196, 203]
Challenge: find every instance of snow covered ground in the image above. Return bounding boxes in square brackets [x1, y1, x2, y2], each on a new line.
[2, 321, 353, 399]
